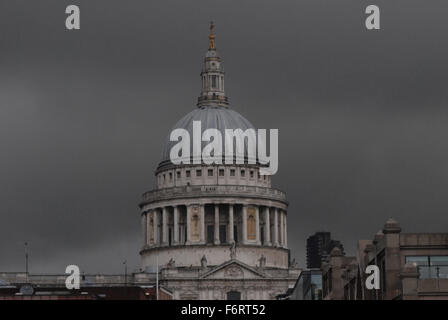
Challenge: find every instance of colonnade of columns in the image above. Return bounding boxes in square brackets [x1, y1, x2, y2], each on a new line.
[141, 203, 288, 249]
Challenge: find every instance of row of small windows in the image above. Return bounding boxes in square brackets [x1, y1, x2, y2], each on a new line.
[160, 169, 267, 182]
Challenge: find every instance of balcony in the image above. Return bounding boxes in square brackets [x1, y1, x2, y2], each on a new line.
[140, 184, 287, 205]
[418, 266, 448, 279]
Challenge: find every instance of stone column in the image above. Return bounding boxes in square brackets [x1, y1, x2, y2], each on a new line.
[283, 211, 288, 248]
[273, 208, 279, 247]
[400, 262, 420, 300]
[228, 204, 234, 243]
[147, 211, 152, 245]
[162, 207, 168, 245]
[141, 212, 147, 246]
[214, 204, 220, 245]
[264, 207, 271, 246]
[154, 209, 159, 246]
[278, 209, 285, 247]
[173, 206, 179, 245]
[186, 205, 192, 244]
[242, 205, 248, 245]
[382, 218, 402, 300]
[279, 209, 284, 247]
[255, 206, 261, 245]
[200, 204, 205, 244]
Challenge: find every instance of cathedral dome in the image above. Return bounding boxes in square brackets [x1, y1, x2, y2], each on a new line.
[158, 22, 259, 169]
[160, 105, 254, 165]
[140, 24, 291, 283]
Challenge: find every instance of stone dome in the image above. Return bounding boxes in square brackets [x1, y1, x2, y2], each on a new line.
[139, 25, 292, 295]
[160, 105, 255, 166]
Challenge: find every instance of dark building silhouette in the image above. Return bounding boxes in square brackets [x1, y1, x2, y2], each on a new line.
[306, 232, 344, 269]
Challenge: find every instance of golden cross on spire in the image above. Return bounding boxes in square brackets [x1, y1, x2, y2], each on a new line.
[208, 21, 216, 50]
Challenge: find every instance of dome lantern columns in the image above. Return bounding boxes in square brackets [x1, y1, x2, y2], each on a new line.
[197, 22, 228, 107]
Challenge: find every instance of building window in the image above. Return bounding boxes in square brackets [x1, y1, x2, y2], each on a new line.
[212, 75, 217, 88]
[207, 225, 214, 244]
[219, 225, 227, 243]
[250, 170, 254, 178]
[163, 174, 166, 182]
[208, 169, 213, 176]
[405, 255, 448, 279]
[230, 169, 235, 176]
[186, 170, 191, 178]
[169, 172, 172, 181]
[241, 170, 245, 177]
[196, 169, 202, 177]
[177, 171, 181, 179]
[219, 169, 225, 176]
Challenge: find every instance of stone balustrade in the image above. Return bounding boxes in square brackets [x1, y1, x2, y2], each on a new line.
[141, 185, 287, 206]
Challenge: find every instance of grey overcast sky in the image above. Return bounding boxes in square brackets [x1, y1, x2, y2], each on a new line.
[0, 0, 447, 273]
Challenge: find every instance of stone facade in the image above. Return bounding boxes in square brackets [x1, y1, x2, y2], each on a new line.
[137, 24, 300, 300]
[320, 218, 448, 300]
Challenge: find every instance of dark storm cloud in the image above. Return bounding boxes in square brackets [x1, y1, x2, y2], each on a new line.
[0, 0, 447, 273]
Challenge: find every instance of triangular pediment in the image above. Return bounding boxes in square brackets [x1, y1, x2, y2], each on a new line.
[200, 260, 266, 280]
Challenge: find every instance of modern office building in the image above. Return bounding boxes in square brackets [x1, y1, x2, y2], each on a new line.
[306, 232, 344, 269]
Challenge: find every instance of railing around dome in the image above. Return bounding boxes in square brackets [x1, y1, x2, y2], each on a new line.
[141, 185, 287, 204]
